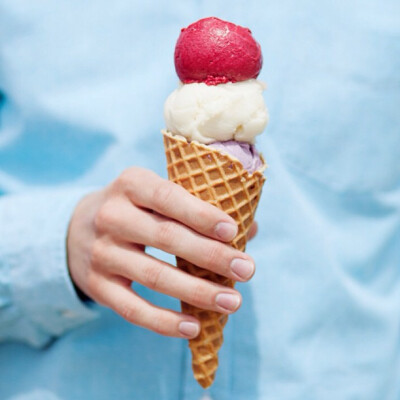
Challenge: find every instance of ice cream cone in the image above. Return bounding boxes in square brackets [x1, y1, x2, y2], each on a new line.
[162, 130, 266, 388]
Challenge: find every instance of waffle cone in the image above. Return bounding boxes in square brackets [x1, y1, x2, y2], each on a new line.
[162, 130, 266, 388]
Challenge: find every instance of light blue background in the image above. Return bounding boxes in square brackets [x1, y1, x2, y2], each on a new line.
[0, 1, 399, 399]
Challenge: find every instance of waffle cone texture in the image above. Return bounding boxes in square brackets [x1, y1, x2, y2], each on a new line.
[162, 130, 266, 388]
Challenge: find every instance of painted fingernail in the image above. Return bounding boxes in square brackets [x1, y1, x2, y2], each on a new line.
[179, 321, 200, 338]
[215, 222, 238, 241]
[215, 293, 241, 312]
[231, 258, 255, 281]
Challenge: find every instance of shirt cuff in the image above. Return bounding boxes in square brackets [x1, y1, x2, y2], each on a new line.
[3, 188, 98, 346]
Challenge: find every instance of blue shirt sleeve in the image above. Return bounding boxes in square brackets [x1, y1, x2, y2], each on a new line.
[0, 188, 98, 347]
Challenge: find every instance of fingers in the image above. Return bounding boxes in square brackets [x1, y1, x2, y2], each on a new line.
[103, 244, 242, 314]
[247, 221, 258, 241]
[105, 200, 255, 282]
[116, 167, 238, 242]
[93, 275, 201, 339]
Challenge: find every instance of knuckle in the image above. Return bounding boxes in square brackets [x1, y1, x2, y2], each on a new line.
[152, 313, 171, 336]
[204, 243, 226, 271]
[114, 167, 155, 199]
[113, 170, 133, 192]
[152, 181, 175, 210]
[191, 206, 211, 230]
[119, 303, 138, 324]
[113, 167, 141, 193]
[94, 202, 115, 233]
[89, 240, 107, 271]
[188, 283, 210, 308]
[142, 263, 164, 291]
[154, 221, 176, 249]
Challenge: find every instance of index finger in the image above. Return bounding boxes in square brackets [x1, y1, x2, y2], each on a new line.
[122, 167, 238, 242]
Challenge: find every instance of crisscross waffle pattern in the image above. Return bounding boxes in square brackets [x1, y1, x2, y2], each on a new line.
[162, 130, 266, 388]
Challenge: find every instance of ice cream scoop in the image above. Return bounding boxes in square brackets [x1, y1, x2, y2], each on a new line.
[209, 140, 263, 174]
[175, 17, 262, 85]
[164, 80, 268, 145]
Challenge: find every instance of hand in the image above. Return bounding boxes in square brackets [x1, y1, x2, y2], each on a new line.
[67, 167, 256, 339]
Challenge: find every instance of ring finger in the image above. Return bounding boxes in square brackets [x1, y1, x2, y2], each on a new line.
[101, 243, 242, 314]
[106, 199, 255, 282]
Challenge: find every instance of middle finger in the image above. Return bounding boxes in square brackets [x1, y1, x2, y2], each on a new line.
[109, 200, 255, 282]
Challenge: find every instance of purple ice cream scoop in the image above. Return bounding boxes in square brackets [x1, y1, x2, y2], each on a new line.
[209, 140, 263, 174]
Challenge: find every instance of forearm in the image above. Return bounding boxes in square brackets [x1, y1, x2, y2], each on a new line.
[0, 188, 97, 347]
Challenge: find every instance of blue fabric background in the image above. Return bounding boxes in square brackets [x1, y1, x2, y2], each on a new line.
[0, 1, 399, 399]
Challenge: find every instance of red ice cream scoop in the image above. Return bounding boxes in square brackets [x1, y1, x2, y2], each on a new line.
[174, 17, 262, 85]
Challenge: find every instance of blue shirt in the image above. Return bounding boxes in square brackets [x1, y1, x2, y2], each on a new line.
[1, 1, 400, 399]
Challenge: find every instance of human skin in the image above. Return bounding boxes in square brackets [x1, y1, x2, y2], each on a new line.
[67, 167, 257, 339]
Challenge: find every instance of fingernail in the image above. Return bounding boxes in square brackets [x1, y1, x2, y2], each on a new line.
[215, 293, 241, 312]
[215, 222, 238, 241]
[231, 258, 255, 281]
[179, 321, 200, 338]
